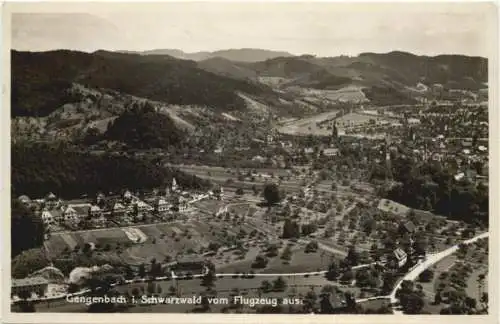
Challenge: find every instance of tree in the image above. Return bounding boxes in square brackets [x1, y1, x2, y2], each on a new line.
[260, 280, 272, 293]
[303, 290, 317, 312]
[280, 246, 292, 261]
[202, 268, 216, 288]
[200, 294, 210, 312]
[252, 255, 269, 269]
[325, 261, 339, 281]
[434, 291, 442, 305]
[418, 269, 434, 283]
[263, 183, 281, 205]
[282, 219, 300, 239]
[146, 282, 156, 295]
[319, 293, 334, 314]
[345, 245, 359, 266]
[11, 248, 49, 279]
[480, 292, 488, 311]
[401, 292, 425, 314]
[339, 269, 354, 283]
[344, 292, 356, 312]
[235, 188, 244, 196]
[305, 241, 319, 253]
[464, 297, 477, 311]
[11, 200, 45, 257]
[273, 276, 287, 292]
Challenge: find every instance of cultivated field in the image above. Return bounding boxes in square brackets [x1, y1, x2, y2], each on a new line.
[301, 85, 368, 102]
[277, 109, 340, 136]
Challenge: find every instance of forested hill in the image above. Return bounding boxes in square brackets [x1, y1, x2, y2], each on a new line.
[11, 50, 276, 117]
[103, 105, 184, 149]
[11, 142, 211, 199]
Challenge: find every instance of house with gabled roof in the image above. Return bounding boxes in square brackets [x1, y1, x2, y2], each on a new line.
[63, 206, 80, 227]
[112, 201, 126, 217]
[399, 220, 416, 235]
[45, 192, 59, 210]
[154, 198, 169, 213]
[41, 210, 54, 225]
[393, 248, 408, 268]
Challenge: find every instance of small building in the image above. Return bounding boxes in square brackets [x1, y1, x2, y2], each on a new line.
[393, 248, 408, 268]
[399, 220, 416, 235]
[63, 206, 80, 227]
[135, 200, 153, 213]
[154, 198, 169, 213]
[112, 202, 126, 217]
[51, 210, 64, 224]
[89, 205, 102, 217]
[304, 147, 315, 155]
[123, 190, 133, 201]
[45, 192, 59, 210]
[323, 148, 339, 157]
[41, 210, 54, 225]
[12, 277, 49, 299]
[18, 195, 31, 207]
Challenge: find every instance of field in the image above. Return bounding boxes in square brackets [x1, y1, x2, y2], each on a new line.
[277, 109, 340, 136]
[301, 85, 368, 102]
[335, 112, 391, 130]
[32, 270, 365, 313]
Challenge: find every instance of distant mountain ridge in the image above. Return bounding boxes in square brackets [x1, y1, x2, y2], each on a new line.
[11, 49, 276, 117]
[117, 48, 295, 62]
[197, 50, 488, 93]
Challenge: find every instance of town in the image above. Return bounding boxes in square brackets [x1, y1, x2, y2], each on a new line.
[12, 96, 489, 315]
[9, 5, 491, 317]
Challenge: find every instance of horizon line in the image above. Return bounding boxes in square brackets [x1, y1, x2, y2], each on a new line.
[10, 47, 489, 59]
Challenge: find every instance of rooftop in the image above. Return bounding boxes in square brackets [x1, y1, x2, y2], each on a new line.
[12, 276, 49, 287]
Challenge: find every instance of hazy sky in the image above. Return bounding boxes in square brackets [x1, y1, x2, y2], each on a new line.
[10, 2, 494, 57]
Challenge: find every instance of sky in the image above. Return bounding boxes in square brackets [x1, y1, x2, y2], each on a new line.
[9, 2, 495, 57]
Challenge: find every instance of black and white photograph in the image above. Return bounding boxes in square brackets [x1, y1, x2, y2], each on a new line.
[3, 1, 497, 320]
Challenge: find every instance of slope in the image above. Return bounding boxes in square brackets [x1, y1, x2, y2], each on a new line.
[11, 50, 276, 117]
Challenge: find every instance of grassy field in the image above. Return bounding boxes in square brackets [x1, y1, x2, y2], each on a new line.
[32, 273, 361, 313]
[277, 109, 340, 136]
[45, 212, 273, 266]
[335, 112, 392, 130]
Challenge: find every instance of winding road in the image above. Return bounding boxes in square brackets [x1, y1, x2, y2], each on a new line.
[389, 231, 489, 315]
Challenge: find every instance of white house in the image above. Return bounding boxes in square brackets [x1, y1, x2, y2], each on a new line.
[112, 202, 126, 216]
[394, 248, 408, 268]
[172, 178, 179, 192]
[45, 192, 59, 210]
[136, 200, 153, 213]
[123, 190, 133, 201]
[155, 198, 169, 213]
[63, 206, 79, 227]
[90, 205, 102, 217]
[41, 210, 54, 225]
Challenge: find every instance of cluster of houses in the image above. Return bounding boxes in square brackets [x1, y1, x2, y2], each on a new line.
[17, 179, 224, 231]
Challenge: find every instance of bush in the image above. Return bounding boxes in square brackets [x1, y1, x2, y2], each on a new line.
[418, 269, 434, 283]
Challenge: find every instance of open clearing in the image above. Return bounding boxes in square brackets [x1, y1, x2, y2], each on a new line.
[277, 109, 340, 136]
[301, 85, 368, 102]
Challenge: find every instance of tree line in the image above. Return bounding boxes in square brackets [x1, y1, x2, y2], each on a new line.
[12, 142, 211, 200]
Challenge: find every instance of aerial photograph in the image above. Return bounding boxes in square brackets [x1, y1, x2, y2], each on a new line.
[8, 2, 491, 316]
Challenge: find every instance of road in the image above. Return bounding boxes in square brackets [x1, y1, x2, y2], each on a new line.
[389, 231, 489, 315]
